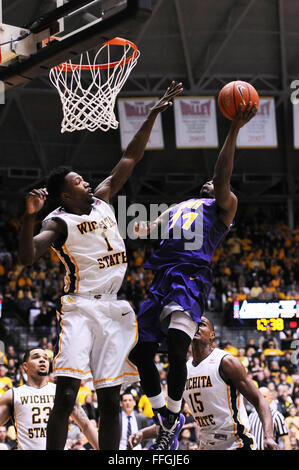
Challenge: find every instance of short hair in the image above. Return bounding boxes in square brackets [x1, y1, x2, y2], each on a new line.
[22, 349, 49, 363]
[46, 166, 71, 201]
[22, 350, 32, 363]
[202, 316, 214, 332]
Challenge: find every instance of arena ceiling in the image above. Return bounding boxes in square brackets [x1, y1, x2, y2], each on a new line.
[0, 0, 299, 212]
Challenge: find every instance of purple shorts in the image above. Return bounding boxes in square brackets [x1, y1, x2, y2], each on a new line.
[137, 263, 213, 343]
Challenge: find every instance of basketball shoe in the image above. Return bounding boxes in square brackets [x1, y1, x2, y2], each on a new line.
[149, 413, 185, 450]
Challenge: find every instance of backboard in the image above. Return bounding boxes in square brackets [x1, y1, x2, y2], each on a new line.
[0, 0, 152, 88]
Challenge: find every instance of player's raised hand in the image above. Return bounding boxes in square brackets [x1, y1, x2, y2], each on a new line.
[25, 188, 48, 215]
[150, 81, 183, 113]
[232, 101, 257, 129]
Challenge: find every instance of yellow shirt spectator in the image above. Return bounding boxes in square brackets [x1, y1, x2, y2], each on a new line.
[224, 343, 239, 357]
[77, 381, 92, 405]
[285, 409, 299, 440]
[0, 375, 13, 396]
[138, 394, 154, 418]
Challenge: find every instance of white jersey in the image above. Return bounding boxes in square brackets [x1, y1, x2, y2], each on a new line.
[184, 348, 256, 449]
[43, 198, 127, 295]
[13, 383, 56, 450]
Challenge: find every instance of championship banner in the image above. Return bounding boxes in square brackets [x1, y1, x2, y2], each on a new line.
[293, 102, 299, 149]
[117, 98, 164, 150]
[173, 96, 218, 148]
[236, 97, 277, 148]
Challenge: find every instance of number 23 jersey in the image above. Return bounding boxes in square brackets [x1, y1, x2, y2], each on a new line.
[13, 383, 56, 450]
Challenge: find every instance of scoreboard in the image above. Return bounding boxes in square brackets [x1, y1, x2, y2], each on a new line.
[228, 299, 299, 331]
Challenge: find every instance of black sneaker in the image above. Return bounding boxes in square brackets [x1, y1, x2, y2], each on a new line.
[149, 413, 185, 450]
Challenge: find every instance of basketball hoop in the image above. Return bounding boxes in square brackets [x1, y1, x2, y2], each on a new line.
[49, 37, 140, 133]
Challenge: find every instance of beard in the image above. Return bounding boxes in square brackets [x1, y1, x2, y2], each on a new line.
[37, 371, 48, 376]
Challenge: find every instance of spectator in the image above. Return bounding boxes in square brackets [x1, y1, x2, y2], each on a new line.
[6, 345, 18, 363]
[277, 386, 294, 417]
[77, 380, 93, 406]
[285, 406, 299, 444]
[249, 356, 264, 380]
[82, 394, 98, 422]
[237, 348, 249, 371]
[119, 392, 149, 450]
[280, 329, 296, 351]
[34, 301, 55, 334]
[250, 280, 263, 299]
[223, 341, 238, 356]
[138, 393, 154, 423]
[178, 428, 192, 450]
[16, 290, 32, 324]
[0, 365, 13, 396]
[258, 329, 279, 351]
[279, 352, 298, 376]
[0, 426, 14, 450]
[67, 417, 81, 443]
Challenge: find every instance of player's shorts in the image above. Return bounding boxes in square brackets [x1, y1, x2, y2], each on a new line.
[53, 293, 139, 389]
[198, 432, 257, 450]
[137, 263, 213, 343]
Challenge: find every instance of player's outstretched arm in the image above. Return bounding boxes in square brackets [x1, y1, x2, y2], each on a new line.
[18, 188, 64, 265]
[128, 424, 157, 450]
[0, 390, 13, 426]
[212, 103, 257, 226]
[133, 206, 174, 238]
[94, 81, 183, 202]
[220, 355, 280, 450]
[71, 401, 99, 450]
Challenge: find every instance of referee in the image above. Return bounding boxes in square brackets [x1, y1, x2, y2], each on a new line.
[248, 387, 291, 450]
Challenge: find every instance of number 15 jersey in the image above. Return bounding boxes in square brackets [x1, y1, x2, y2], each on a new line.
[183, 348, 255, 449]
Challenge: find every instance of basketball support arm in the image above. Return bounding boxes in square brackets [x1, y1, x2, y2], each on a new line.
[0, 0, 152, 89]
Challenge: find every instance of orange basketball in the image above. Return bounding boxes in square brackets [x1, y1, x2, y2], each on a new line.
[218, 80, 259, 120]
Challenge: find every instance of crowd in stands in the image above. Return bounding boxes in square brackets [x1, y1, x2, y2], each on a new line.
[0, 205, 299, 450]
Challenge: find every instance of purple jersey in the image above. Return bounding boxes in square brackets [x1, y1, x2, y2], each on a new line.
[145, 198, 229, 271]
[136, 198, 231, 343]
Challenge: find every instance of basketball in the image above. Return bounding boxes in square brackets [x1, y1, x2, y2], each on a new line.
[218, 81, 259, 120]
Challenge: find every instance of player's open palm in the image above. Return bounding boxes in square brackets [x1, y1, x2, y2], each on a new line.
[151, 81, 183, 113]
[26, 188, 48, 215]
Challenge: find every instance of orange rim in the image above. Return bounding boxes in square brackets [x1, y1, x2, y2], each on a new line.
[53, 37, 139, 71]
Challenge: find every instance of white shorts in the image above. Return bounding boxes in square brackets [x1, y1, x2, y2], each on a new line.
[160, 302, 198, 339]
[54, 294, 139, 389]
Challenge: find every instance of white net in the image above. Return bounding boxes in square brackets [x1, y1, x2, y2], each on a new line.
[49, 37, 140, 133]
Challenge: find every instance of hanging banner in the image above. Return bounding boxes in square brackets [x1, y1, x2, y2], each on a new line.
[173, 96, 218, 148]
[117, 98, 164, 150]
[237, 97, 277, 148]
[293, 102, 299, 149]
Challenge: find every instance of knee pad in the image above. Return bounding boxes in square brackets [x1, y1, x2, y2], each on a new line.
[169, 310, 198, 339]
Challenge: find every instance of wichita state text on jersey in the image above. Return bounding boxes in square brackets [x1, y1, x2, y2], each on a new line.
[13, 383, 56, 450]
[43, 198, 127, 294]
[183, 348, 255, 448]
